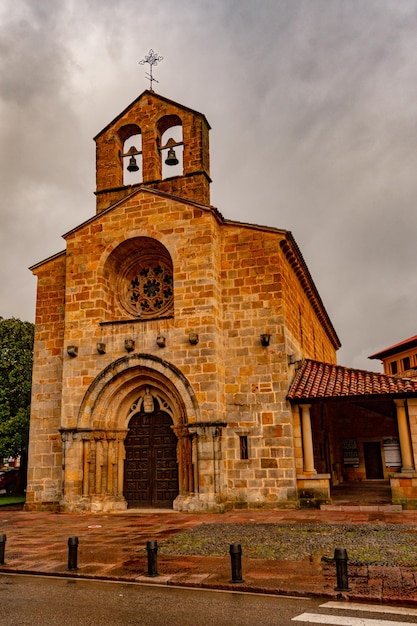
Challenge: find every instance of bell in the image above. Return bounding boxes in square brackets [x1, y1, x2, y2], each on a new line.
[127, 155, 139, 172]
[165, 147, 179, 166]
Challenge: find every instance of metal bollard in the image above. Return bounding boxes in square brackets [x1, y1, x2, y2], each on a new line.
[229, 543, 244, 583]
[0, 534, 6, 565]
[146, 540, 159, 577]
[334, 547, 351, 591]
[67, 536, 79, 571]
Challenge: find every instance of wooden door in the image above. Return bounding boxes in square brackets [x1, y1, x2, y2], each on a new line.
[363, 441, 384, 479]
[124, 409, 178, 507]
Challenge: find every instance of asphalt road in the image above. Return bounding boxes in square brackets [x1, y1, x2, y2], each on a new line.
[1, 574, 417, 625]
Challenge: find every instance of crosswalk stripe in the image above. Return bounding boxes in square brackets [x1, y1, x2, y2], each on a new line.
[321, 601, 417, 617]
[292, 612, 416, 625]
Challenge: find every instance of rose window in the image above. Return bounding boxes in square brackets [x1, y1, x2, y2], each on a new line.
[124, 260, 173, 317]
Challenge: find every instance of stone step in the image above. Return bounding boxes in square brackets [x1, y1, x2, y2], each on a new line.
[320, 504, 403, 512]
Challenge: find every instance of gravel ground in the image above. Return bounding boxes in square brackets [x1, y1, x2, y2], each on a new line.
[159, 523, 417, 566]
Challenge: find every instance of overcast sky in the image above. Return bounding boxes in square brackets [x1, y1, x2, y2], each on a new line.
[1, 0, 417, 372]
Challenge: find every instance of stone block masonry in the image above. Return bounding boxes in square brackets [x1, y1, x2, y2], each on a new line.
[26, 90, 339, 513]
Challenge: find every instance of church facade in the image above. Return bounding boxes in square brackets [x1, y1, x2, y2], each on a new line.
[26, 91, 417, 512]
[28, 90, 417, 512]
[26, 91, 342, 512]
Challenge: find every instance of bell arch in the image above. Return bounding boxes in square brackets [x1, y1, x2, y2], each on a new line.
[117, 123, 142, 186]
[158, 114, 183, 180]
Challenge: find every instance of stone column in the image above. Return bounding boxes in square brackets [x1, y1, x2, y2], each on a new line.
[61, 431, 83, 502]
[300, 404, 316, 474]
[117, 438, 125, 497]
[192, 433, 199, 494]
[95, 440, 103, 495]
[82, 439, 90, 497]
[187, 425, 215, 495]
[107, 439, 116, 495]
[212, 426, 222, 494]
[172, 425, 193, 494]
[394, 399, 414, 472]
[89, 440, 96, 493]
[101, 439, 108, 493]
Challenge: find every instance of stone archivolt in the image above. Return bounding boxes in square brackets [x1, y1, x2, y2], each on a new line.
[59, 354, 200, 511]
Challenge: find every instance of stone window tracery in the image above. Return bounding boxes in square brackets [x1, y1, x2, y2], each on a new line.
[108, 237, 174, 320]
[126, 259, 173, 317]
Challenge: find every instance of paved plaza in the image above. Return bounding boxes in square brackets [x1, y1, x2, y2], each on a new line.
[0, 506, 417, 604]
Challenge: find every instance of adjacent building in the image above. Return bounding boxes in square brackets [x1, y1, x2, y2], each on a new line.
[369, 335, 417, 379]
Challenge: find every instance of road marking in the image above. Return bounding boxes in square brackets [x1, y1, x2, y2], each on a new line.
[322, 601, 417, 617]
[292, 613, 416, 625]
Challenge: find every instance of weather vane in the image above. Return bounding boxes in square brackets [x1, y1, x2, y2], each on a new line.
[139, 49, 164, 90]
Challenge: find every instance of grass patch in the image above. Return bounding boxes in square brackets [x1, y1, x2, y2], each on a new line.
[0, 493, 25, 507]
[159, 523, 417, 566]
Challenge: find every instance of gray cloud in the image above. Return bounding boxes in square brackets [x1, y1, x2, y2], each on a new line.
[1, 0, 417, 371]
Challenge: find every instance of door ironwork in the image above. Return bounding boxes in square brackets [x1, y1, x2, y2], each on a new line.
[124, 408, 178, 507]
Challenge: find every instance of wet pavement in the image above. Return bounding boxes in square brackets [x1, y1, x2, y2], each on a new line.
[0, 506, 416, 604]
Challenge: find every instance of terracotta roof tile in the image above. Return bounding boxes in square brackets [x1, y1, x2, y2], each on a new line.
[287, 359, 417, 401]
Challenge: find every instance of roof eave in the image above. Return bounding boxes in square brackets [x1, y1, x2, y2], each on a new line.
[369, 336, 417, 360]
[280, 234, 341, 351]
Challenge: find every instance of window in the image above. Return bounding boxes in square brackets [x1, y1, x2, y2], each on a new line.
[126, 257, 173, 317]
[391, 361, 398, 375]
[402, 356, 411, 371]
[239, 435, 249, 460]
[105, 236, 174, 321]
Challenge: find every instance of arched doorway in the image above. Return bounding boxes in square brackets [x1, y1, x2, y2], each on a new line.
[75, 354, 199, 512]
[124, 398, 179, 508]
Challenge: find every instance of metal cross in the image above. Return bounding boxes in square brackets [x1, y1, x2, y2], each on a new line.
[139, 49, 164, 90]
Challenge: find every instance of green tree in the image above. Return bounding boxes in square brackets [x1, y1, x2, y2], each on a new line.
[0, 317, 34, 476]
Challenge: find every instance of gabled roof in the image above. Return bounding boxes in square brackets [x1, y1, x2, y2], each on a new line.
[369, 335, 417, 360]
[62, 185, 222, 240]
[287, 359, 417, 402]
[93, 90, 210, 141]
[29, 249, 66, 272]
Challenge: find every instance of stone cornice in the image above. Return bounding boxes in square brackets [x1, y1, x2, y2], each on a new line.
[280, 235, 341, 350]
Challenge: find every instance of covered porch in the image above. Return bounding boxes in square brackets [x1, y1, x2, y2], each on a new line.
[287, 359, 417, 509]
[322, 480, 402, 512]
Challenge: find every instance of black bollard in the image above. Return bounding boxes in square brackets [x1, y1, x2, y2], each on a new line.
[146, 540, 159, 577]
[67, 536, 79, 571]
[229, 543, 244, 583]
[0, 534, 6, 565]
[334, 547, 351, 591]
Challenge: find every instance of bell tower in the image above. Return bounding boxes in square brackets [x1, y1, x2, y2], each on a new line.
[94, 90, 211, 213]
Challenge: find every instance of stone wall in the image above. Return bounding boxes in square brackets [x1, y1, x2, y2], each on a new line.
[27, 193, 338, 511]
[26, 252, 66, 509]
[26, 90, 339, 512]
